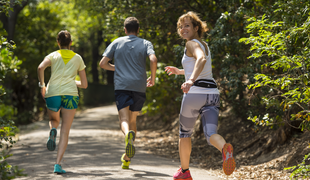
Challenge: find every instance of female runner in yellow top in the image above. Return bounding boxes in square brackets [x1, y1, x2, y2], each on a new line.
[37, 30, 88, 174]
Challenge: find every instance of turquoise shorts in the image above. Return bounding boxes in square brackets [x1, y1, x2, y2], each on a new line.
[45, 95, 79, 112]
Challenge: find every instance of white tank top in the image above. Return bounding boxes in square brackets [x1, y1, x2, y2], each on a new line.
[181, 39, 219, 94]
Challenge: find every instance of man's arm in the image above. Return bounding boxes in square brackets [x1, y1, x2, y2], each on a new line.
[147, 54, 158, 87]
[99, 56, 115, 71]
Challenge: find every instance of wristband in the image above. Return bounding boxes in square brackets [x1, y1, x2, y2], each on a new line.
[189, 79, 195, 83]
[38, 82, 45, 88]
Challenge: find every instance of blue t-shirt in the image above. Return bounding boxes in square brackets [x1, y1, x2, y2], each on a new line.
[102, 35, 155, 93]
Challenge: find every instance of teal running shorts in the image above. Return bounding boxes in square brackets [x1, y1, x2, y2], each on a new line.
[45, 95, 79, 112]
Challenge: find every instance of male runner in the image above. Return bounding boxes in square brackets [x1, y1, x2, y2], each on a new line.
[99, 17, 158, 169]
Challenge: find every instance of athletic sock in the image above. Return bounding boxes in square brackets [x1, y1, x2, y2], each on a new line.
[182, 168, 189, 173]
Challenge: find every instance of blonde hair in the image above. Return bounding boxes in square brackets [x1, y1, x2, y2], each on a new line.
[177, 11, 209, 38]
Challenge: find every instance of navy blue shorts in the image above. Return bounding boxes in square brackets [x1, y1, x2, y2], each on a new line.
[114, 90, 146, 111]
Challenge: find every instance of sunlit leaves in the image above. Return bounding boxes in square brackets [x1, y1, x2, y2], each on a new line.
[0, 8, 23, 177]
[241, 0, 310, 133]
[0, 0, 23, 15]
[0, 37, 22, 96]
[284, 152, 310, 179]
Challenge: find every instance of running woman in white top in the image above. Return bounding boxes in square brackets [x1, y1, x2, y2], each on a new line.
[165, 12, 236, 179]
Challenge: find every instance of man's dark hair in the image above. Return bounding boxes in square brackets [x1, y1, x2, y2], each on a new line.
[57, 30, 71, 48]
[124, 17, 139, 33]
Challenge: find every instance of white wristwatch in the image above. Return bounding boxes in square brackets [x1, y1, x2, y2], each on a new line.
[38, 82, 45, 88]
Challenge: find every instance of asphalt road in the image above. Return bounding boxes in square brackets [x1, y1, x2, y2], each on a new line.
[7, 105, 220, 180]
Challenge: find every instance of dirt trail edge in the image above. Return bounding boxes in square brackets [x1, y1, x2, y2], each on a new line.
[7, 105, 220, 180]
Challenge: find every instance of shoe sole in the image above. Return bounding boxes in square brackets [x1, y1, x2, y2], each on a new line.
[121, 164, 130, 169]
[173, 177, 193, 180]
[47, 128, 57, 151]
[54, 170, 66, 174]
[222, 143, 236, 175]
[54, 164, 66, 174]
[125, 131, 135, 158]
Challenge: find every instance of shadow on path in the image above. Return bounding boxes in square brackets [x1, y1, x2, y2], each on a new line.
[7, 105, 220, 180]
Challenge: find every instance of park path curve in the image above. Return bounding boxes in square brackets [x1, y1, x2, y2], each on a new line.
[7, 105, 220, 180]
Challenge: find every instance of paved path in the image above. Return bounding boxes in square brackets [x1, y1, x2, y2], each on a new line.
[7, 105, 220, 180]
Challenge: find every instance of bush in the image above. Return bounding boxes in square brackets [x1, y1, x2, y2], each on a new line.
[0, 37, 26, 179]
[285, 150, 310, 179]
[239, 1, 310, 131]
[143, 45, 184, 121]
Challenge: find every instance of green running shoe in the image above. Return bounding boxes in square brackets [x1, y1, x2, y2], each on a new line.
[47, 128, 57, 151]
[54, 164, 66, 174]
[125, 130, 135, 158]
[121, 153, 131, 169]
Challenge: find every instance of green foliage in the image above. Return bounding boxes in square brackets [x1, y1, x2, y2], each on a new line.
[284, 150, 310, 179]
[0, 0, 11, 15]
[143, 45, 184, 120]
[240, 0, 310, 131]
[209, 9, 249, 117]
[0, 0, 22, 16]
[0, 160, 26, 180]
[143, 63, 184, 120]
[0, 116, 16, 148]
[0, 34, 25, 180]
[208, 0, 278, 119]
[1, 1, 25, 175]
[0, 37, 22, 99]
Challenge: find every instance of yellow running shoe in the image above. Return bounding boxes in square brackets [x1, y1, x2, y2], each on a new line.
[125, 130, 135, 158]
[121, 153, 131, 169]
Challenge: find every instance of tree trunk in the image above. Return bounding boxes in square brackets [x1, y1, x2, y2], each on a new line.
[0, 0, 29, 41]
[107, 70, 114, 85]
[0, 0, 29, 92]
[105, 41, 114, 85]
[91, 30, 103, 83]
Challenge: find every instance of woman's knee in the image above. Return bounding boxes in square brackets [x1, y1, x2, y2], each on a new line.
[179, 122, 195, 138]
[205, 132, 217, 145]
[49, 116, 60, 122]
